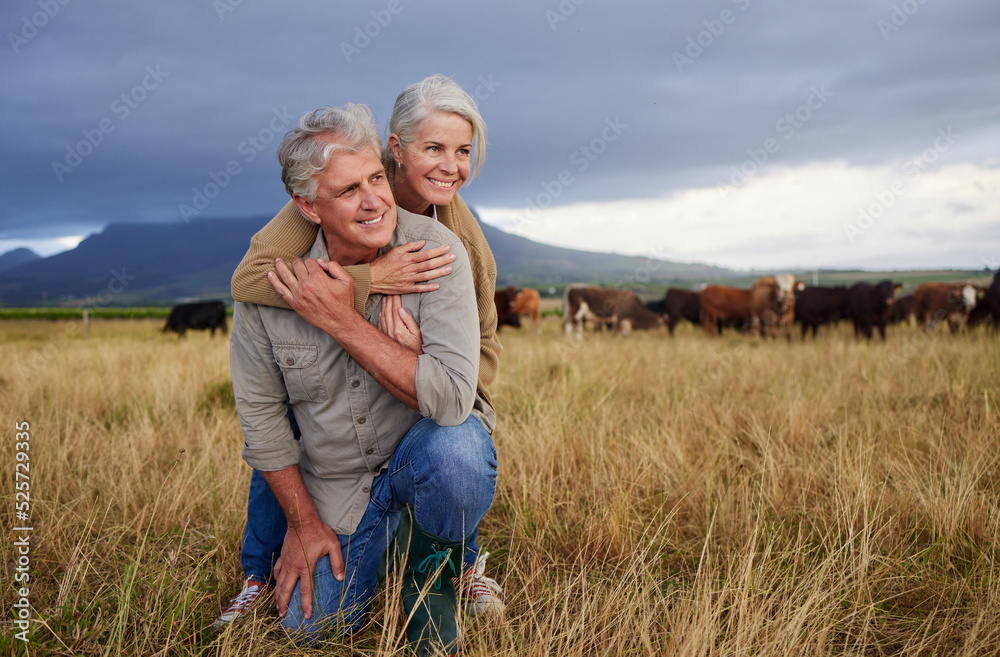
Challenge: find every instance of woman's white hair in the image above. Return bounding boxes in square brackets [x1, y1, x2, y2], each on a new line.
[278, 103, 382, 201]
[385, 74, 488, 181]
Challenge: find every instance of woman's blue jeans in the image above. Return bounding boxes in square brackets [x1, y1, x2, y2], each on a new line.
[240, 414, 497, 643]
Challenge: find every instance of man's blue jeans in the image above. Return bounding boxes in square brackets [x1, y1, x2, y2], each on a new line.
[240, 410, 487, 584]
[241, 415, 497, 643]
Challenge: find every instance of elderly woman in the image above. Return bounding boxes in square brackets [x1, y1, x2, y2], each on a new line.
[216, 75, 504, 632]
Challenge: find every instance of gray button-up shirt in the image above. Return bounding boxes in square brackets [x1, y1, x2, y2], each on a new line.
[231, 209, 480, 534]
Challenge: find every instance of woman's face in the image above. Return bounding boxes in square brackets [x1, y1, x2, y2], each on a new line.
[390, 111, 473, 215]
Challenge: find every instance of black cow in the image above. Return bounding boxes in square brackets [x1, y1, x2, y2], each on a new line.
[647, 288, 701, 336]
[163, 301, 228, 337]
[494, 289, 520, 330]
[965, 287, 992, 329]
[988, 272, 1000, 330]
[846, 281, 898, 341]
[794, 286, 849, 340]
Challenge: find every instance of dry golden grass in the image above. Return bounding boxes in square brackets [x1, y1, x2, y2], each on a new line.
[1, 317, 999, 655]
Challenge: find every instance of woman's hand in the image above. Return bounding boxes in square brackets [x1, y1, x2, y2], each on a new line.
[378, 294, 423, 354]
[369, 241, 455, 295]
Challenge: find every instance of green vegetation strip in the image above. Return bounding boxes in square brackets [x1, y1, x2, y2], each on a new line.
[0, 307, 234, 320]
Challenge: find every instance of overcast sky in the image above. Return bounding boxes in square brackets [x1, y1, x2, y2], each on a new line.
[2, 0, 998, 271]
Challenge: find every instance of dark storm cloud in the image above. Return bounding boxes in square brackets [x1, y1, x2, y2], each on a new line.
[1, 0, 998, 259]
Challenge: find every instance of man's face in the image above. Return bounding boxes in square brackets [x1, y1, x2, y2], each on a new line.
[294, 144, 396, 265]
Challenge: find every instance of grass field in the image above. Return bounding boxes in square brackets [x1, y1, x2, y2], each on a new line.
[2, 317, 999, 655]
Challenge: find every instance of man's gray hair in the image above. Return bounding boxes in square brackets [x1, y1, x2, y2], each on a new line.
[278, 103, 382, 201]
[385, 74, 487, 182]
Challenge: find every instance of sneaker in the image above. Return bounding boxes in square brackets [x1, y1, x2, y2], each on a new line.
[459, 551, 505, 615]
[211, 578, 269, 630]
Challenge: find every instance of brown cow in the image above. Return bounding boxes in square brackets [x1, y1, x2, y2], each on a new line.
[889, 294, 917, 325]
[915, 282, 977, 333]
[749, 274, 803, 340]
[494, 288, 520, 331]
[563, 284, 662, 338]
[699, 285, 752, 337]
[508, 286, 542, 333]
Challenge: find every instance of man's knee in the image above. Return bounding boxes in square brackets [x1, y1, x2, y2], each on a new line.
[415, 419, 498, 513]
[418, 417, 497, 478]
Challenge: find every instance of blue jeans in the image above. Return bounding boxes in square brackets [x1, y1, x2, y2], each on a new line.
[240, 408, 487, 583]
[278, 415, 497, 644]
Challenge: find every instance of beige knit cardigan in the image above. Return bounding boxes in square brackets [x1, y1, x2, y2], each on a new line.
[230, 159, 501, 415]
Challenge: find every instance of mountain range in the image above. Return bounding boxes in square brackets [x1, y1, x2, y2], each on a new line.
[0, 213, 737, 307]
[0, 248, 41, 273]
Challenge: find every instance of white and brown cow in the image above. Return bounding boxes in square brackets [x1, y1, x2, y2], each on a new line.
[562, 284, 662, 339]
[749, 274, 804, 340]
[915, 282, 978, 333]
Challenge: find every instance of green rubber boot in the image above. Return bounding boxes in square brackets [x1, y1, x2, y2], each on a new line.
[402, 523, 468, 656]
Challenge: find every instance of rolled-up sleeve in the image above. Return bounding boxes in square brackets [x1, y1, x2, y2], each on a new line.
[230, 302, 301, 471]
[413, 240, 479, 426]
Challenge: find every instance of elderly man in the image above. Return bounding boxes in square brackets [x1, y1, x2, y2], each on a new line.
[229, 103, 497, 654]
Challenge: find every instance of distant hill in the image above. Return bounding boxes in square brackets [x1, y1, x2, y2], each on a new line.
[478, 219, 734, 288]
[0, 213, 738, 307]
[0, 248, 41, 273]
[0, 219, 266, 306]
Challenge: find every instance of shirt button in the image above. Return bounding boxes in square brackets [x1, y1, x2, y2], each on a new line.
[350, 380, 360, 388]
[363, 486, 370, 493]
[285, 356, 294, 365]
[365, 447, 374, 455]
[357, 416, 366, 425]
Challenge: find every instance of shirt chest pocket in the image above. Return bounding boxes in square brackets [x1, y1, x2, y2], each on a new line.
[272, 344, 328, 403]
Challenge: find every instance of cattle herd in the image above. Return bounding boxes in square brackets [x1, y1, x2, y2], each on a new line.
[494, 272, 1000, 342]
[163, 274, 1000, 343]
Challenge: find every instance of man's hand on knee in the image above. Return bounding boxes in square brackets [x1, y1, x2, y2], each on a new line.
[272, 521, 344, 619]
